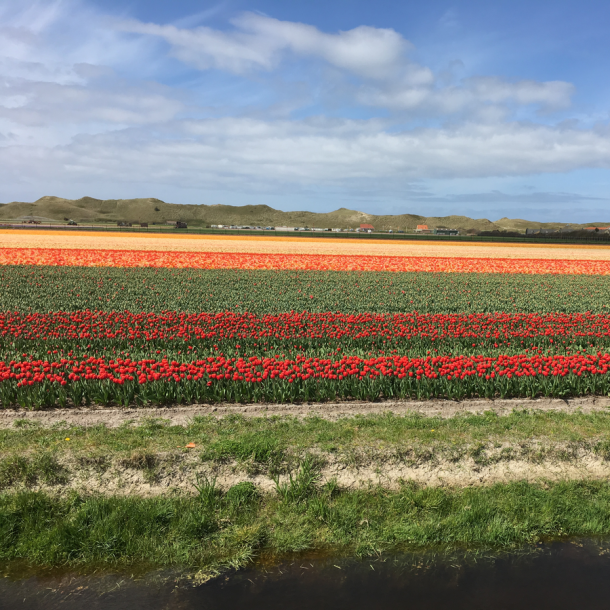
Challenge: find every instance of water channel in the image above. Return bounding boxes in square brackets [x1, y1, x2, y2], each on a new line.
[2, 540, 610, 609]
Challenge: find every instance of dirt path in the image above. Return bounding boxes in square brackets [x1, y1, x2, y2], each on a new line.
[2, 396, 609, 428]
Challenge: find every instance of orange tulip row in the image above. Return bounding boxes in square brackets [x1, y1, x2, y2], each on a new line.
[1, 248, 610, 275]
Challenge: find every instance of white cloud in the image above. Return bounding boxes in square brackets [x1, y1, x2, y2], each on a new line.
[0, 0, 185, 144]
[118, 12, 410, 78]
[357, 76, 574, 113]
[0, 75, 184, 127]
[467, 77, 574, 108]
[119, 12, 574, 117]
[233, 13, 410, 78]
[2, 118, 609, 194]
[0, 0, 162, 82]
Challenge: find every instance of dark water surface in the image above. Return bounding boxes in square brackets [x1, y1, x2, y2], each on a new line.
[2, 540, 610, 609]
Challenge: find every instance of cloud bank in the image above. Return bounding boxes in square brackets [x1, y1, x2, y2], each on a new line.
[0, 0, 608, 217]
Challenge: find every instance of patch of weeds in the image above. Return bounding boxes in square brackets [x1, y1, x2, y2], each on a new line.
[442, 444, 467, 464]
[36, 454, 67, 485]
[594, 439, 610, 460]
[273, 456, 320, 505]
[50, 421, 70, 431]
[293, 451, 326, 473]
[518, 442, 546, 464]
[394, 446, 437, 467]
[0, 453, 67, 489]
[120, 451, 157, 470]
[339, 446, 369, 469]
[120, 451, 159, 483]
[308, 494, 334, 524]
[466, 443, 519, 467]
[498, 447, 515, 462]
[323, 477, 340, 498]
[314, 426, 355, 447]
[553, 442, 583, 462]
[135, 418, 171, 439]
[12, 419, 40, 429]
[194, 473, 221, 510]
[0, 456, 32, 488]
[77, 455, 109, 473]
[469, 442, 490, 466]
[225, 482, 260, 513]
[202, 432, 286, 474]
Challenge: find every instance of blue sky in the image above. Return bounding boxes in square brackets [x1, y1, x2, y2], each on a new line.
[2, 0, 610, 221]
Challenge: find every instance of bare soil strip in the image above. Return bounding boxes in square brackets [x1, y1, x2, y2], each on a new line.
[2, 397, 609, 428]
[13, 450, 610, 497]
[2, 231, 610, 260]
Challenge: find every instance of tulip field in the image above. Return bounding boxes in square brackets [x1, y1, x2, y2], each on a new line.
[2, 240, 610, 407]
[3, 246, 610, 274]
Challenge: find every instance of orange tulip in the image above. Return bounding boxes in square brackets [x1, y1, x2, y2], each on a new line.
[1, 247, 609, 275]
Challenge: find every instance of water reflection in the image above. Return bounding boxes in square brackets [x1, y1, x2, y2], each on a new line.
[2, 540, 610, 609]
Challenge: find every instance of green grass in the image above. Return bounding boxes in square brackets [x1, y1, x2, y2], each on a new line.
[2, 411, 610, 478]
[2, 480, 610, 574]
[3, 411, 610, 458]
[0, 453, 66, 490]
[3, 412, 610, 575]
[3, 267, 610, 313]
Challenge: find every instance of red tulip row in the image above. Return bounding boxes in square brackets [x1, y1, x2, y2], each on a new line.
[2, 310, 610, 349]
[2, 352, 610, 408]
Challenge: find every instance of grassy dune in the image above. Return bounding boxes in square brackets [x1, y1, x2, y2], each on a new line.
[2, 195, 601, 232]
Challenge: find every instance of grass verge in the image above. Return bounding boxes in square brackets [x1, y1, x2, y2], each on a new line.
[3, 410, 610, 458]
[2, 480, 610, 577]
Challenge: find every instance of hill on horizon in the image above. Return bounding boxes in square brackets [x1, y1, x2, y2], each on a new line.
[0, 196, 607, 233]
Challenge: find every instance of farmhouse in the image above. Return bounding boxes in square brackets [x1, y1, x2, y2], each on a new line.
[415, 224, 431, 233]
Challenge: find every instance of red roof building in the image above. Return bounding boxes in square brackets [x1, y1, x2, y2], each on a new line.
[360, 224, 374, 230]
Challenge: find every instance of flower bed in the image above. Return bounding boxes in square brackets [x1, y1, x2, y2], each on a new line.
[3, 352, 610, 408]
[2, 248, 610, 274]
[2, 310, 610, 351]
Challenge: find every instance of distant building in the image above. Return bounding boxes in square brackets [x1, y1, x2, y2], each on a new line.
[434, 228, 459, 236]
[527, 228, 556, 235]
[275, 226, 296, 232]
[415, 224, 431, 234]
[360, 224, 374, 230]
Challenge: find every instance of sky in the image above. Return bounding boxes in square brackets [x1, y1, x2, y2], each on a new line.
[1, 0, 610, 222]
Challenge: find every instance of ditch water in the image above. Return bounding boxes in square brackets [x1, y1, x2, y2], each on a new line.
[2, 540, 610, 609]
